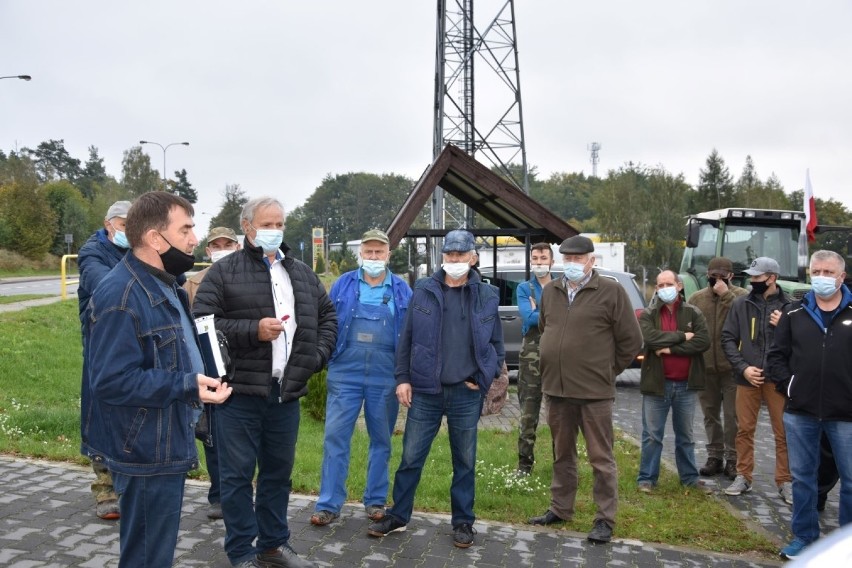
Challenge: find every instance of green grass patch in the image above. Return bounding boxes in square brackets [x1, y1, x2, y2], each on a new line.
[0, 294, 55, 305]
[0, 302, 776, 557]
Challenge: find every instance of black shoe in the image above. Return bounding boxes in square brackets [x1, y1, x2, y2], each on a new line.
[256, 543, 313, 568]
[367, 516, 407, 537]
[587, 519, 613, 543]
[699, 457, 724, 476]
[723, 460, 737, 480]
[453, 523, 476, 548]
[529, 510, 566, 526]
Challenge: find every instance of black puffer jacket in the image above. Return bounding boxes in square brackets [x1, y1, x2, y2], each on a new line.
[193, 240, 337, 401]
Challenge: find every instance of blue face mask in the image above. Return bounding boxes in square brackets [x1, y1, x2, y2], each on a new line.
[109, 222, 129, 249]
[657, 286, 679, 304]
[360, 259, 386, 278]
[811, 276, 840, 298]
[253, 229, 283, 253]
[113, 230, 129, 249]
[563, 262, 586, 282]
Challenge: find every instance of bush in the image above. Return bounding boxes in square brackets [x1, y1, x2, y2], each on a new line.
[304, 369, 327, 421]
[0, 249, 65, 274]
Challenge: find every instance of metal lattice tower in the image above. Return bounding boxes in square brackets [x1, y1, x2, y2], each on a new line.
[430, 0, 529, 267]
[589, 142, 601, 178]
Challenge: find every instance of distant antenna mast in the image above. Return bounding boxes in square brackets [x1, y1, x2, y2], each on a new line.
[588, 142, 601, 178]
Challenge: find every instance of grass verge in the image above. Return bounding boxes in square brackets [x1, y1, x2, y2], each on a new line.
[0, 294, 55, 305]
[0, 301, 776, 557]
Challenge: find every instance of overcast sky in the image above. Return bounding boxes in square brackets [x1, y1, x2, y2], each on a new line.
[2, 1, 850, 233]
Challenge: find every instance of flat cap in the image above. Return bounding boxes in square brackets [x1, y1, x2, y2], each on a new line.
[707, 257, 734, 274]
[441, 229, 475, 253]
[207, 227, 239, 243]
[558, 235, 594, 255]
[744, 257, 780, 276]
[105, 200, 132, 220]
[361, 229, 389, 244]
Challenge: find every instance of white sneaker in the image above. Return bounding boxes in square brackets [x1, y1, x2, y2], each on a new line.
[724, 475, 752, 496]
[779, 482, 793, 505]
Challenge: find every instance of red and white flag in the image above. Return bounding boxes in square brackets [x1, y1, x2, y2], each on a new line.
[804, 169, 818, 243]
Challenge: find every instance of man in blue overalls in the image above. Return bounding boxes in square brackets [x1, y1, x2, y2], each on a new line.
[311, 229, 412, 527]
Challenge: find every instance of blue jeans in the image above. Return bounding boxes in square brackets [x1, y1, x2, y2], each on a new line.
[388, 382, 482, 527]
[784, 412, 852, 544]
[315, 360, 397, 512]
[638, 380, 699, 486]
[215, 388, 300, 565]
[112, 471, 185, 568]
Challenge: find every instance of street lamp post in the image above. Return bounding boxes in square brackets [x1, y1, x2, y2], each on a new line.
[0, 75, 31, 81]
[139, 140, 189, 192]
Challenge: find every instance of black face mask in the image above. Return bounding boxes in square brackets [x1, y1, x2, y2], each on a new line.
[158, 234, 196, 277]
[750, 280, 769, 295]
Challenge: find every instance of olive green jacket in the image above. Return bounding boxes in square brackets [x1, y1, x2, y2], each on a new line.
[686, 285, 747, 374]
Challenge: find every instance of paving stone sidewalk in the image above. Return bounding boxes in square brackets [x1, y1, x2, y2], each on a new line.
[0, 455, 782, 568]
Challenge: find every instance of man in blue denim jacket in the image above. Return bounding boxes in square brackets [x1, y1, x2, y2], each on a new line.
[311, 229, 412, 528]
[367, 229, 504, 549]
[83, 192, 232, 568]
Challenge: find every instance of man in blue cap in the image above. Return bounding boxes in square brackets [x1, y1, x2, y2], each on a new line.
[367, 229, 504, 549]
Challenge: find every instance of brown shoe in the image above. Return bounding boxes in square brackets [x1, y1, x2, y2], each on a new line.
[96, 500, 120, 520]
[699, 457, 723, 476]
[724, 460, 738, 480]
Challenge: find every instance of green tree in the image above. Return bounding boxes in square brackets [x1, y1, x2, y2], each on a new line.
[694, 149, 734, 211]
[43, 180, 90, 255]
[121, 146, 161, 197]
[170, 168, 198, 203]
[733, 155, 763, 207]
[591, 163, 691, 272]
[209, 184, 248, 233]
[531, 171, 598, 222]
[0, 180, 58, 259]
[0, 151, 39, 188]
[22, 139, 83, 183]
[284, 172, 417, 268]
[78, 146, 109, 201]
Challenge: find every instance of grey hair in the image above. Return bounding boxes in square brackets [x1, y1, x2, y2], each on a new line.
[241, 197, 285, 223]
[810, 250, 846, 272]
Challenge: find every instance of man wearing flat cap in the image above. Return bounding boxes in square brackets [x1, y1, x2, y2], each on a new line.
[77, 199, 132, 521]
[721, 256, 792, 503]
[529, 234, 642, 544]
[311, 229, 411, 528]
[687, 257, 747, 481]
[368, 229, 504, 550]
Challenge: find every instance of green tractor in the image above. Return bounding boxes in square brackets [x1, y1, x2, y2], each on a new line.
[679, 208, 813, 299]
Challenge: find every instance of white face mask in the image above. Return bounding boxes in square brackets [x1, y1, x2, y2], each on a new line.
[443, 262, 470, 280]
[531, 265, 551, 278]
[210, 249, 236, 263]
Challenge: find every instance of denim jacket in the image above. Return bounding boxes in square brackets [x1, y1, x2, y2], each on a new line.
[328, 269, 412, 363]
[395, 269, 505, 393]
[81, 252, 204, 476]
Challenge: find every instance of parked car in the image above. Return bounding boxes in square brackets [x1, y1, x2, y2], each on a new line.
[478, 266, 647, 373]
